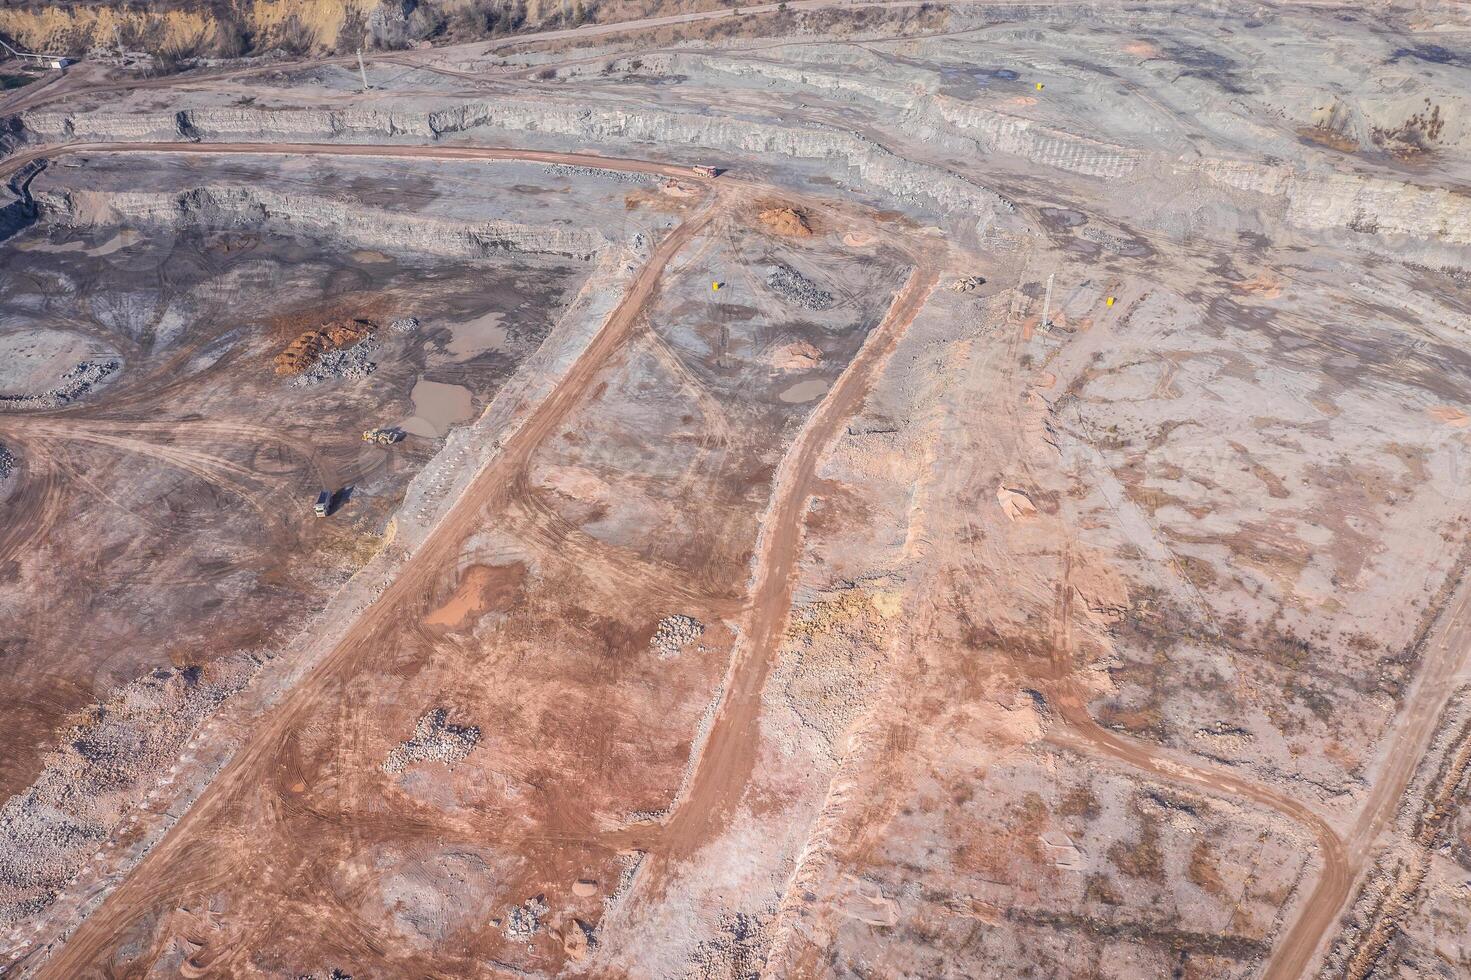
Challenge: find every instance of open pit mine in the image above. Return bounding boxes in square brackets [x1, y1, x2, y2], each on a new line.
[3, 1, 1471, 977]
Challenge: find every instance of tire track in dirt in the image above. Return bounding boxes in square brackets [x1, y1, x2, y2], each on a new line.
[651, 260, 940, 869]
[1264, 577, 1471, 980]
[28, 194, 717, 977]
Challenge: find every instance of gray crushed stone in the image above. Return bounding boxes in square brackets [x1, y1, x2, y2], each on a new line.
[651, 615, 704, 659]
[543, 163, 652, 184]
[289, 338, 380, 387]
[0, 358, 122, 410]
[766, 264, 834, 310]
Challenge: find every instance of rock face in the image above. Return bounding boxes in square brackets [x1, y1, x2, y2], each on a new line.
[14, 87, 1471, 249]
[32, 184, 609, 259]
[14, 97, 1015, 220]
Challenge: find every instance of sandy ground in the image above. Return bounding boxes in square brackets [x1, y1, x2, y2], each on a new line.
[3, 2, 1471, 977]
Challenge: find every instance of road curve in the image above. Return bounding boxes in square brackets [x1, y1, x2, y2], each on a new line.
[1264, 577, 1471, 979]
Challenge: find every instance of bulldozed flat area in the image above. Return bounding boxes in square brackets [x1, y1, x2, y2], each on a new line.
[4, 2, 1471, 977]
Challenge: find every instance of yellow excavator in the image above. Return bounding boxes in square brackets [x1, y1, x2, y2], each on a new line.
[362, 427, 405, 445]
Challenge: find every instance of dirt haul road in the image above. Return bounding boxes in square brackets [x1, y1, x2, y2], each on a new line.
[28, 189, 717, 978]
[658, 261, 940, 868]
[0, 140, 715, 184]
[4, 134, 1441, 974]
[1264, 575, 1471, 980]
[0, 0, 1150, 116]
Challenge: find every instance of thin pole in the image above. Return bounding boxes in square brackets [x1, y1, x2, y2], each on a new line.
[357, 48, 369, 91]
[1041, 272, 1055, 330]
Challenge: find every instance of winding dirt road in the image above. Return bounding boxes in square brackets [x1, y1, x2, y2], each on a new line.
[1264, 573, 1471, 980]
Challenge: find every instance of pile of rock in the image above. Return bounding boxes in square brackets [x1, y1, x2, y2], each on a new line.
[382, 708, 481, 773]
[0, 358, 122, 411]
[950, 275, 986, 292]
[388, 316, 420, 335]
[543, 164, 650, 184]
[274, 319, 374, 377]
[651, 615, 704, 659]
[758, 207, 813, 237]
[289, 338, 380, 388]
[505, 894, 548, 938]
[766, 264, 834, 310]
[0, 444, 14, 479]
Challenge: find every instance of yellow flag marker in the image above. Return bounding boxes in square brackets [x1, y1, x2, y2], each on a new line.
[1106, 296, 1116, 307]
[712, 281, 722, 291]
[1035, 82, 1045, 91]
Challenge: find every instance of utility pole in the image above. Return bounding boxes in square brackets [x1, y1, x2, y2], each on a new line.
[357, 48, 369, 92]
[1040, 272, 1055, 331]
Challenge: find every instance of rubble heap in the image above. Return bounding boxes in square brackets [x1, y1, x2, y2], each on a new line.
[274, 319, 374, 376]
[766, 264, 835, 310]
[382, 708, 481, 773]
[651, 615, 704, 659]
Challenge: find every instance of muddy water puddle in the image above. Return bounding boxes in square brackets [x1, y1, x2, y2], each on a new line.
[779, 378, 831, 403]
[14, 229, 141, 257]
[442, 310, 509, 362]
[400, 378, 473, 437]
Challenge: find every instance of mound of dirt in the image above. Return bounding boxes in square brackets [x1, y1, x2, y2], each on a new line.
[273, 319, 375, 377]
[1430, 406, 1470, 427]
[770, 341, 824, 373]
[759, 206, 813, 237]
[996, 485, 1038, 522]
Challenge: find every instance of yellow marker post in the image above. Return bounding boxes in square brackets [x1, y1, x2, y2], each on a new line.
[712, 281, 722, 291]
[1106, 296, 1116, 307]
[1035, 82, 1045, 91]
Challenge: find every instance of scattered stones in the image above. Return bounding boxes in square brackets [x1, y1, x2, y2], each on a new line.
[0, 358, 122, 411]
[289, 338, 380, 388]
[0, 659, 257, 923]
[0, 444, 14, 479]
[687, 910, 772, 980]
[388, 316, 420, 335]
[543, 164, 651, 184]
[766, 264, 835, 310]
[504, 894, 548, 938]
[603, 850, 645, 914]
[950, 275, 986, 292]
[651, 615, 704, 659]
[382, 708, 481, 774]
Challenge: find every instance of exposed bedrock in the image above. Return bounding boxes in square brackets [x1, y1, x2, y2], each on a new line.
[10, 90, 1471, 249]
[32, 185, 609, 259]
[12, 99, 1013, 221]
